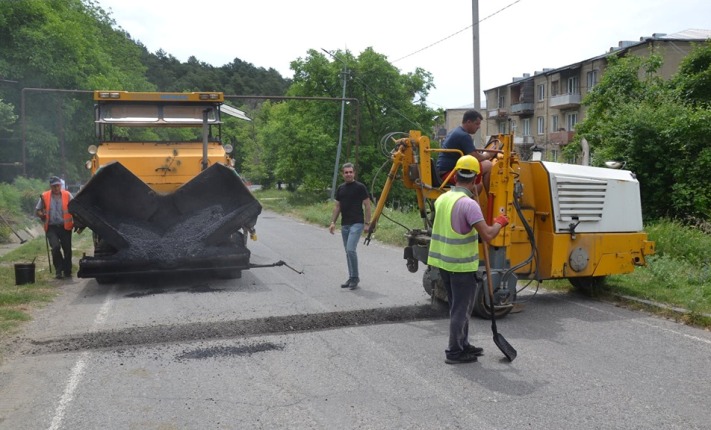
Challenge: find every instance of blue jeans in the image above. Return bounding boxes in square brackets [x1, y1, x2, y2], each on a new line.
[341, 223, 364, 280]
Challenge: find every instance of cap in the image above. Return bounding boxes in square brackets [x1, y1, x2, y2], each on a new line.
[49, 176, 62, 186]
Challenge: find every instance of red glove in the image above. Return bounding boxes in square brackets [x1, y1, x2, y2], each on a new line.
[494, 215, 509, 228]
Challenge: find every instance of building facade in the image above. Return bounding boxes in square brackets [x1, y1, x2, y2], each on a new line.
[481, 29, 710, 163]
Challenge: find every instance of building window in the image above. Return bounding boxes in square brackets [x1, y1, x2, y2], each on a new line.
[537, 117, 544, 135]
[537, 84, 545, 101]
[551, 115, 559, 132]
[566, 112, 578, 131]
[551, 80, 559, 96]
[498, 121, 507, 134]
[567, 76, 579, 94]
[586, 70, 598, 91]
[551, 149, 559, 162]
[523, 118, 531, 136]
[498, 95, 505, 109]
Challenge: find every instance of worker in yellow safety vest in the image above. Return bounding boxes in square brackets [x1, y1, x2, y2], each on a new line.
[427, 155, 509, 365]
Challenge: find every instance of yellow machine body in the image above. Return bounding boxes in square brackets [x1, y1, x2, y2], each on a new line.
[367, 130, 655, 299]
[69, 91, 261, 282]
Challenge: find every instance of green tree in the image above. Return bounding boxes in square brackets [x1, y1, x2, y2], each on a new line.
[573, 48, 711, 221]
[256, 48, 437, 197]
[674, 40, 711, 107]
[0, 99, 17, 132]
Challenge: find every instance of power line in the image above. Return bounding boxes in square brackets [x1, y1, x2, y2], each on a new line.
[392, 0, 523, 63]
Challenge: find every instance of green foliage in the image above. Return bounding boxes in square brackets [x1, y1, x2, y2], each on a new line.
[0, 99, 17, 132]
[253, 48, 438, 196]
[574, 47, 711, 221]
[0, 0, 290, 186]
[11, 176, 46, 214]
[673, 40, 711, 107]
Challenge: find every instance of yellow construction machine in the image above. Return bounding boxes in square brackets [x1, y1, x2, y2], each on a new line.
[69, 91, 261, 283]
[366, 130, 655, 318]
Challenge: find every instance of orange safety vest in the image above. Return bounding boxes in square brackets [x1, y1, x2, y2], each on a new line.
[41, 190, 73, 232]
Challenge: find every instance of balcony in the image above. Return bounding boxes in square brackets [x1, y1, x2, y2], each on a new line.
[510, 102, 534, 115]
[487, 108, 508, 119]
[550, 93, 581, 109]
[514, 135, 535, 146]
[549, 131, 576, 145]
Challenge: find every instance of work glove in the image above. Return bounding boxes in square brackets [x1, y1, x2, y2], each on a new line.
[494, 215, 509, 228]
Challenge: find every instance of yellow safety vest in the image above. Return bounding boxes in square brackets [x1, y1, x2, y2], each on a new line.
[427, 190, 479, 272]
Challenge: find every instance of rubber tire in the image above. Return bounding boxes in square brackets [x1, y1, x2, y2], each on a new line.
[472, 281, 513, 319]
[422, 266, 448, 302]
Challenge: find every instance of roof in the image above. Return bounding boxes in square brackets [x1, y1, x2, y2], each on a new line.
[658, 29, 711, 40]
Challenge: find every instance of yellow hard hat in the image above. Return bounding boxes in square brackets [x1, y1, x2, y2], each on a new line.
[454, 155, 480, 177]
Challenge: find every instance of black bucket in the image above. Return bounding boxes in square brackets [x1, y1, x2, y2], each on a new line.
[14, 263, 35, 285]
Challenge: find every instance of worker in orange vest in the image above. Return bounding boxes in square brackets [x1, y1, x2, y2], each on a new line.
[35, 177, 74, 279]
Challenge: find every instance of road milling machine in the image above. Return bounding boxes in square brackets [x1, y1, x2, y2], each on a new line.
[365, 130, 655, 318]
[69, 91, 261, 283]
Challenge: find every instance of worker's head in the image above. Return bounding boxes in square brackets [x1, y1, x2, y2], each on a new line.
[454, 155, 481, 186]
[49, 176, 62, 193]
[341, 162, 355, 183]
[461, 110, 483, 134]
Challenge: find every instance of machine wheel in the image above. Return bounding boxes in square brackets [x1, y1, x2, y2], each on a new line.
[472, 280, 513, 319]
[569, 276, 606, 290]
[422, 266, 447, 302]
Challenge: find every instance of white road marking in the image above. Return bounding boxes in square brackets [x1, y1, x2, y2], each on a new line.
[47, 287, 114, 430]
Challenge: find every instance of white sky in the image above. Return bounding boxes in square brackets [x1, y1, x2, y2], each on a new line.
[96, 0, 711, 109]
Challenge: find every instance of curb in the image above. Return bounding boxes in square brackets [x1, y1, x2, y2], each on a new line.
[613, 294, 711, 319]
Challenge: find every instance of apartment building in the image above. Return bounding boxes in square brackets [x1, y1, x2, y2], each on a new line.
[481, 29, 711, 162]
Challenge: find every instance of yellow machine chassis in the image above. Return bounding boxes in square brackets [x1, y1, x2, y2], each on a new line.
[368, 130, 655, 283]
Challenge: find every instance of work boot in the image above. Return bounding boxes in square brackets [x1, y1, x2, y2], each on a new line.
[445, 352, 478, 364]
[348, 277, 359, 289]
[464, 344, 484, 356]
[340, 279, 352, 288]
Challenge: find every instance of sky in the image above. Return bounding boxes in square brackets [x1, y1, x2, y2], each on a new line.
[96, 0, 711, 109]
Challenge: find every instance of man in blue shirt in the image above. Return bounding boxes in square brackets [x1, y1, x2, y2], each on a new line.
[436, 110, 492, 193]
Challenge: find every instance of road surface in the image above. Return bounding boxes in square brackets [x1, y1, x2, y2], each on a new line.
[0, 210, 709, 429]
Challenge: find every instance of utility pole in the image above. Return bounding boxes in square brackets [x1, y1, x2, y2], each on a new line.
[472, 0, 482, 144]
[329, 60, 348, 200]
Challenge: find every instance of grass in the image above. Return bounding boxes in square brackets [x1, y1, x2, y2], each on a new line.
[0, 238, 59, 339]
[0, 232, 93, 343]
[255, 189, 711, 328]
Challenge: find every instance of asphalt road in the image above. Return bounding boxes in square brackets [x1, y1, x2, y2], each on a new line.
[0, 210, 710, 429]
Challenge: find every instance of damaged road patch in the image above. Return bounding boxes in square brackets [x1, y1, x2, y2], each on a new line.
[24, 304, 446, 355]
[177, 342, 284, 360]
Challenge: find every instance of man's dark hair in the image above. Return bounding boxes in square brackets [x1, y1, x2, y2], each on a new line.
[462, 110, 483, 123]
